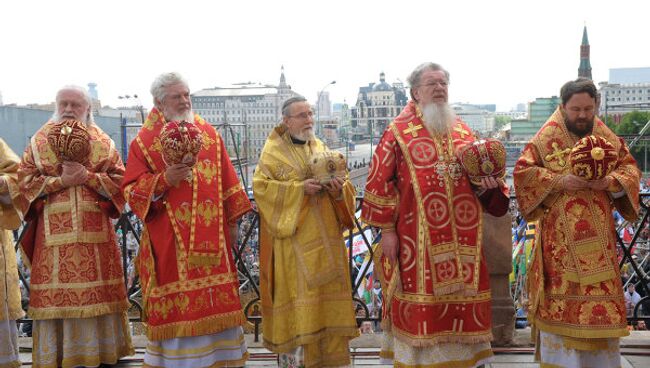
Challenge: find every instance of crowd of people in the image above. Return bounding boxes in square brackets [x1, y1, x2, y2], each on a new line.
[0, 64, 646, 368]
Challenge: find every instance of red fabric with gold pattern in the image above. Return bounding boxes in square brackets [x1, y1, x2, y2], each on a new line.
[122, 108, 252, 340]
[569, 135, 618, 180]
[159, 120, 203, 166]
[46, 119, 92, 164]
[17, 121, 128, 320]
[361, 100, 509, 346]
[514, 107, 640, 340]
[458, 138, 507, 185]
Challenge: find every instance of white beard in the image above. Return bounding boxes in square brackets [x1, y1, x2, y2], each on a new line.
[293, 127, 315, 142]
[50, 113, 89, 125]
[421, 103, 456, 134]
[164, 109, 194, 123]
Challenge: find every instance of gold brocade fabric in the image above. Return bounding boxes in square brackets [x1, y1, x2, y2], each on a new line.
[0, 138, 24, 323]
[253, 125, 358, 357]
[17, 123, 130, 320]
[514, 108, 640, 340]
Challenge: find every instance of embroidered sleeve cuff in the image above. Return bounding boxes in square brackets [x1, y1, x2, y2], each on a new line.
[153, 173, 170, 198]
[606, 176, 624, 193]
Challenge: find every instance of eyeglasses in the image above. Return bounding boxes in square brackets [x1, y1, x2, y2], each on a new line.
[418, 81, 449, 88]
[289, 111, 314, 119]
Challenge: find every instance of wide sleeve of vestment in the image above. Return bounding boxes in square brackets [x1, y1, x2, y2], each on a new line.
[252, 139, 305, 239]
[608, 136, 640, 222]
[360, 126, 399, 229]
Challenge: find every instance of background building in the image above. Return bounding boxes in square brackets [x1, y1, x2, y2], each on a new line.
[351, 72, 408, 141]
[578, 26, 592, 79]
[0, 105, 123, 157]
[609, 67, 650, 84]
[191, 67, 301, 163]
[509, 96, 560, 140]
[452, 103, 496, 135]
[316, 91, 332, 121]
[599, 67, 650, 122]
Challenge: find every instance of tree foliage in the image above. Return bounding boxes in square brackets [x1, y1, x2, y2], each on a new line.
[605, 110, 650, 172]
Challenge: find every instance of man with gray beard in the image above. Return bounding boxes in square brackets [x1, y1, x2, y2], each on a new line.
[122, 72, 252, 367]
[361, 62, 509, 368]
[17, 86, 134, 367]
[253, 96, 359, 367]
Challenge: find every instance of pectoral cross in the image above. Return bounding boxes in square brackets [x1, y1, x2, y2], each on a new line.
[544, 142, 571, 167]
[453, 125, 469, 139]
[403, 122, 423, 137]
[207, 288, 215, 307]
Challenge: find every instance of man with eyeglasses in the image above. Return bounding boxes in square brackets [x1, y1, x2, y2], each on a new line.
[514, 78, 640, 367]
[122, 72, 252, 367]
[253, 96, 358, 367]
[361, 62, 509, 367]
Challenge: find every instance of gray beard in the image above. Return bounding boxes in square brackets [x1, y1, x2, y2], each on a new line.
[164, 109, 194, 123]
[421, 103, 456, 134]
[51, 112, 88, 125]
[292, 128, 315, 142]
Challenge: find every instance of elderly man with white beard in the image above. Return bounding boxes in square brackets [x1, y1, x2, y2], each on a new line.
[17, 86, 134, 367]
[361, 62, 509, 368]
[122, 72, 252, 367]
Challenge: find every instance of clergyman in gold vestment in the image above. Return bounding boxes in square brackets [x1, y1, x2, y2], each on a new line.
[0, 138, 24, 368]
[254, 96, 358, 368]
[514, 78, 640, 368]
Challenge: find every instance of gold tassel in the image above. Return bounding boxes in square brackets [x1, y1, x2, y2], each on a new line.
[147, 311, 245, 341]
[28, 300, 130, 320]
[392, 330, 493, 347]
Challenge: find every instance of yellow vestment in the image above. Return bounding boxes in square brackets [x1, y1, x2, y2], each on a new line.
[253, 125, 358, 367]
[0, 138, 23, 368]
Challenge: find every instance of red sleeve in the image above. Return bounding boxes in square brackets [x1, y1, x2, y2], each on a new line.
[122, 137, 167, 221]
[478, 184, 510, 217]
[361, 126, 399, 229]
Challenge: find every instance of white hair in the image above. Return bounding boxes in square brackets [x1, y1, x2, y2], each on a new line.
[150, 72, 189, 105]
[407, 62, 450, 101]
[51, 85, 95, 124]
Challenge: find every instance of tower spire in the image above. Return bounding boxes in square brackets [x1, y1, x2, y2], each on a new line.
[578, 25, 592, 79]
[279, 65, 287, 88]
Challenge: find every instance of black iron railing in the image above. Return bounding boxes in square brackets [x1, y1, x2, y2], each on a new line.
[13, 194, 650, 339]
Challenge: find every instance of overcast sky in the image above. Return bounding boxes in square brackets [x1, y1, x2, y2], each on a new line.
[1, 0, 649, 112]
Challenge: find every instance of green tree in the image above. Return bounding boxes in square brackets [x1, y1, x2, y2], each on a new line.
[494, 115, 511, 131]
[606, 111, 650, 172]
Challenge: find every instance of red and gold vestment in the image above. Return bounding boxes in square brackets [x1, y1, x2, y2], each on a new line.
[361, 101, 508, 346]
[514, 108, 640, 343]
[122, 108, 252, 341]
[18, 122, 129, 320]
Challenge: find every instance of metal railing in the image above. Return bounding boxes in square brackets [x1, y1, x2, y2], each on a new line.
[13, 194, 650, 339]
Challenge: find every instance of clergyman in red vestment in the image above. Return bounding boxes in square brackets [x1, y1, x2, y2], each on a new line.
[122, 72, 252, 368]
[18, 86, 134, 368]
[514, 78, 640, 368]
[361, 62, 509, 368]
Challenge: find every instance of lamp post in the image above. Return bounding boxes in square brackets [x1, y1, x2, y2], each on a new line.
[118, 94, 145, 124]
[316, 80, 336, 138]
